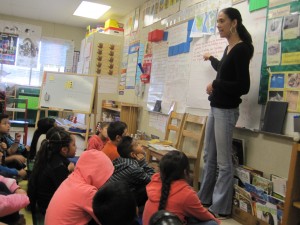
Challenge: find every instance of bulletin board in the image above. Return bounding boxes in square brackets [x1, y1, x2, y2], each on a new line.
[259, 1, 300, 105]
[39, 72, 97, 114]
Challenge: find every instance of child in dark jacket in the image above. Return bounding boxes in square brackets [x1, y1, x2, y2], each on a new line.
[108, 136, 155, 206]
[0, 114, 30, 171]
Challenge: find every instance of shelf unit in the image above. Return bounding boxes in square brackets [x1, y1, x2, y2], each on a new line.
[282, 143, 300, 225]
[101, 100, 139, 135]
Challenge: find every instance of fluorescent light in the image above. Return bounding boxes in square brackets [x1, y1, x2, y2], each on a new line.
[73, 1, 111, 19]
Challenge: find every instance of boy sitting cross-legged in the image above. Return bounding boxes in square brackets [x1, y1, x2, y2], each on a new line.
[108, 136, 155, 207]
[0, 114, 30, 171]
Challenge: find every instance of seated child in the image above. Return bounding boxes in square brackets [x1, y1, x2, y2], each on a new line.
[149, 210, 183, 225]
[108, 136, 155, 207]
[29, 117, 56, 160]
[27, 127, 76, 215]
[0, 114, 30, 170]
[93, 181, 139, 225]
[142, 151, 220, 225]
[87, 122, 109, 151]
[45, 149, 114, 225]
[0, 175, 29, 225]
[0, 151, 27, 178]
[102, 121, 128, 160]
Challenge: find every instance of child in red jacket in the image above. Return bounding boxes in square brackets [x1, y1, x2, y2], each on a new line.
[143, 151, 220, 225]
[87, 122, 109, 151]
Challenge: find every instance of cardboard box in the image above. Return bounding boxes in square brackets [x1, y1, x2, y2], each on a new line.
[105, 19, 119, 29]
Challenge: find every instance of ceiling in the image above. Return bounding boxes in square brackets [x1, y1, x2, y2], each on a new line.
[0, 0, 147, 28]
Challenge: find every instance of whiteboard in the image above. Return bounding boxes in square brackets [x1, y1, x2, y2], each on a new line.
[39, 72, 96, 113]
[186, 2, 267, 130]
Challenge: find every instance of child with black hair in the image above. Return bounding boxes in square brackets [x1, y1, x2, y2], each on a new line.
[87, 121, 109, 151]
[149, 210, 183, 225]
[108, 136, 155, 207]
[143, 151, 220, 225]
[92, 181, 139, 225]
[0, 114, 30, 171]
[102, 121, 128, 160]
[29, 117, 56, 160]
[27, 126, 76, 215]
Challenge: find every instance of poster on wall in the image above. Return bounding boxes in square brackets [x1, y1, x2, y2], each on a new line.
[269, 71, 300, 112]
[0, 20, 42, 68]
[0, 33, 18, 65]
[17, 36, 39, 67]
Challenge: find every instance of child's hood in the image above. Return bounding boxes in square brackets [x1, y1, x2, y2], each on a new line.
[71, 149, 114, 189]
[146, 173, 189, 202]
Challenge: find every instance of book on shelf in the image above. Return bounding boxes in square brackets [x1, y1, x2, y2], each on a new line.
[148, 144, 177, 151]
[234, 165, 263, 187]
[235, 166, 251, 186]
[241, 165, 264, 177]
[233, 184, 254, 215]
[252, 175, 273, 195]
[270, 174, 287, 198]
[244, 183, 284, 210]
[256, 200, 281, 225]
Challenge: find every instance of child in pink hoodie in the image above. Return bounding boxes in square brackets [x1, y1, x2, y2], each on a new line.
[0, 175, 29, 224]
[45, 149, 114, 225]
[142, 151, 220, 225]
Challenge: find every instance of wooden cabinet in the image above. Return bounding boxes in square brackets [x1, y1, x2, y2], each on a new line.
[101, 100, 139, 135]
[282, 143, 300, 225]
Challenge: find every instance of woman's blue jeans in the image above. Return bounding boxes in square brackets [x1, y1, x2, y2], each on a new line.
[198, 107, 239, 215]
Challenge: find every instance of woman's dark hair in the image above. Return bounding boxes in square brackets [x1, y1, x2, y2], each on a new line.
[29, 117, 56, 159]
[158, 151, 190, 210]
[221, 7, 254, 58]
[27, 127, 72, 208]
[149, 210, 183, 225]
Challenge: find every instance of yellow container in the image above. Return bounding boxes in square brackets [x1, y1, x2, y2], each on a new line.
[105, 19, 119, 29]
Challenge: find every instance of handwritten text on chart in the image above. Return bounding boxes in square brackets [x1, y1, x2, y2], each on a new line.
[192, 37, 227, 62]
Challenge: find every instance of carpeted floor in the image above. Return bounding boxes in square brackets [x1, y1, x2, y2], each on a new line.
[18, 180, 34, 225]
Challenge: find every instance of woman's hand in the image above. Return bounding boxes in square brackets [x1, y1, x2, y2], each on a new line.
[203, 52, 212, 61]
[206, 83, 213, 95]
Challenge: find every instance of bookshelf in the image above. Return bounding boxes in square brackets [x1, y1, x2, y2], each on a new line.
[101, 100, 140, 135]
[282, 143, 300, 225]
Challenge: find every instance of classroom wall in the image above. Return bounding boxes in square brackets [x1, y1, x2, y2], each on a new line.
[0, 14, 86, 50]
[119, 4, 294, 179]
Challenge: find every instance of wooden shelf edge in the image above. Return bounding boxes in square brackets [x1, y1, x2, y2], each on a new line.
[293, 201, 300, 209]
[102, 106, 121, 112]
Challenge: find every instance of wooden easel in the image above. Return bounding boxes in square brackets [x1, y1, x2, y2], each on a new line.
[35, 72, 98, 147]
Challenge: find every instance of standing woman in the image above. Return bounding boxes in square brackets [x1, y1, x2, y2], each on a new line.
[198, 7, 254, 218]
[27, 127, 76, 215]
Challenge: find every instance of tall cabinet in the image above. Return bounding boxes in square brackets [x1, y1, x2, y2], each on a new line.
[78, 33, 142, 135]
[282, 143, 300, 225]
